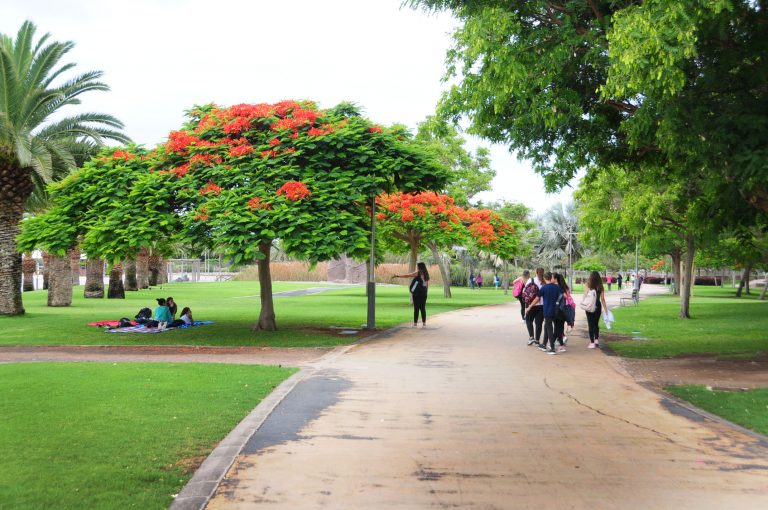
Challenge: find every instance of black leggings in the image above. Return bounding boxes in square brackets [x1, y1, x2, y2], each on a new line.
[543, 317, 565, 350]
[586, 303, 602, 342]
[517, 295, 526, 320]
[525, 306, 543, 341]
[413, 293, 427, 324]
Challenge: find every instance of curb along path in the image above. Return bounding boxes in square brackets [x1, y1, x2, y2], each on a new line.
[197, 292, 768, 509]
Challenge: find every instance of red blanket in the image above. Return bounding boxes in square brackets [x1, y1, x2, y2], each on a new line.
[87, 320, 136, 327]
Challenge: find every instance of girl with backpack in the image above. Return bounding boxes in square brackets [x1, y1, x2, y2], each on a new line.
[523, 267, 545, 347]
[394, 262, 430, 327]
[580, 271, 609, 349]
[512, 270, 529, 322]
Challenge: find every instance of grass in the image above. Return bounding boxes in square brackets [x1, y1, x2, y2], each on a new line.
[0, 362, 296, 510]
[0, 281, 513, 347]
[607, 285, 768, 359]
[666, 385, 768, 436]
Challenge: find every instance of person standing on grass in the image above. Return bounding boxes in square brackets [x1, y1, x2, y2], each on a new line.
[523, 267, 545, 347]
[476, 272, 483, 289]
[581, 271, 609, 349]
[512, 270, 529, 322]
[526, 272, 561, 355]
[393, 262, 430, 327]
[606, 274, 613, 291]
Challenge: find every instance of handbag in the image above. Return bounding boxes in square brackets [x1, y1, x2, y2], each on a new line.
[579, 289, 597, 312]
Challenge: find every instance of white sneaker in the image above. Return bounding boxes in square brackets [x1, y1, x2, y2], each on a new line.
[588, 343, 596, 349]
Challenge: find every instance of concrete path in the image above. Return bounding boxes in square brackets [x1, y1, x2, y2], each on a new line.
[198, 289, 768, 510]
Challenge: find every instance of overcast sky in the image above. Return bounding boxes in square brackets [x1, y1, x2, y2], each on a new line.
[4, 0, 576, 214]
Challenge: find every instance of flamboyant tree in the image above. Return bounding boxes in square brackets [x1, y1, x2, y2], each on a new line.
[149, 101, 445, 330]
[376, 191, 521, 297]
[377, 192, 469, 297]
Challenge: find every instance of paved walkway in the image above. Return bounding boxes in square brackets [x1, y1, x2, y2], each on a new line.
[188, 287, 768, 510]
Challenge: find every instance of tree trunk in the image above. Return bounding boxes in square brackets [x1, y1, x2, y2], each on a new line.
[148, 255, 160, 286]
[124, 260, 138, 291]
[736, 263, 753, 298]
[47, 254, 73, 307]
[136, 247, 150, 289]
[503, 260, 509, 294]
[254, 243, 277, 331]
[157, 257, 168, 284]
[42, 251, 51, 290]
[408, 239, 419, 273]
[69, 248, 81, 286]
[759, 277, 767, 301]
[670, 247, 682, 296]
[108, 262, 125, 299]
[427, 242, 452, 298]
[679, 234, 695, 319]
[84, 258, 105, 298]
[0, 194, 25, 314]
[22, 253, 36, 292]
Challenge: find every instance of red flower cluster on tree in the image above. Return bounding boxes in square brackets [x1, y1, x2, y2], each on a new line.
[261, 149, 279, 158]
[193, 205, 209, 221]
[268, 138, 281, 146]
[166, 131, 202, 153]
[369, 126, 383, 133]
[277, 181, 311, 201]
[229, 145, 255, 157]
[111, 150, 136, 161]
[190, 153, 222, 167]
[247, 196, 271, 210]
[223, 116, 252, 135]
[651, 259, 665, 271]
[199, 182, 222, 195]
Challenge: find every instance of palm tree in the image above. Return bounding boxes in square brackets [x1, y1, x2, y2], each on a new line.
[0, 21, 130, 315]
[534, 202, 582, 271]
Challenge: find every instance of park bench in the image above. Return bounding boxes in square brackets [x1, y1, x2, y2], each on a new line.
[620, 288, 639, 306]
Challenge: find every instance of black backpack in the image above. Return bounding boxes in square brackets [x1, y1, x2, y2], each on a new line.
[555, 293, 568, 321]
[118, 318, 133, 328]
[135, 307, 152, 323]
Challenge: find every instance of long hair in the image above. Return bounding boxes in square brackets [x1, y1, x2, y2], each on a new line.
[554, 272, 569, 292]
[417, 262, 430, 281]
[588, 271, 604, 294]
[180, 307, 191, 317]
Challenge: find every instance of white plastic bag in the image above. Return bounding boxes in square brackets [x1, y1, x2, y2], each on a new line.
[602, 309, 615, 330]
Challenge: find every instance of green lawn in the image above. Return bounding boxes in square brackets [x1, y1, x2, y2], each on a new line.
[666, 385, 768, 436]
[607, 286, 768, 359]
[0, 362, 295, 510]
[0, 282, 513, 347]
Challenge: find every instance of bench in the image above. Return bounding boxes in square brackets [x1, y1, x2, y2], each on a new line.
[620, 288, 639, 306]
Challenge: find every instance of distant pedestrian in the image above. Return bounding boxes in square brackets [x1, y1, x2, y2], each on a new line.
[494, 274, 500, 290]
[512, 270, 529, 322]
[617, 274, 623, 290]
[476, 272, 483, 289]
[580, 271, 609, 349]
[606, 275, 613, 291]
[469, 273, 476, 289]
[393, 262, 430, 327]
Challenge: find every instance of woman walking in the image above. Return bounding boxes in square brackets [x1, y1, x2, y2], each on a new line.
[581, 271, 609, 349]
[394, 262, 430, 327]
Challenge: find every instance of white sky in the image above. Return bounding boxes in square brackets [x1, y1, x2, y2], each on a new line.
[4, 0, 576, 214]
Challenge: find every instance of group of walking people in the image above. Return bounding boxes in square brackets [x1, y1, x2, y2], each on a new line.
[512, 269, 608, 354]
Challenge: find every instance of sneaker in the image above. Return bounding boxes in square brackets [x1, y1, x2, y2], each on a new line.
[563, 336, 568, 346]
[421, 323, 427, 328]
[557, 346, 567, 353]
[588, 343, 596, 349]
[548, 349, 557, 355]
[594, 341, 600, 348]
[412, 323, 417, 328]
[527, 338, 536, 346]
[538, 344, 548, 352]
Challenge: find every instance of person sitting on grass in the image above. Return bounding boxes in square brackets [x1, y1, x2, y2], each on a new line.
[170, 307, 194, 328]
[152, 298, 173, 330]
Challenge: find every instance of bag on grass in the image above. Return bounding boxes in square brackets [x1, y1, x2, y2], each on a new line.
[118, 318, 133, 328]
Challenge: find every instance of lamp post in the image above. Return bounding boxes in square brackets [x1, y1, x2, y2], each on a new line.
[366, 192, 376, 330]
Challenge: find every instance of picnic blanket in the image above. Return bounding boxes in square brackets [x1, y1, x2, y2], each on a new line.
[105, 321, 214, 333]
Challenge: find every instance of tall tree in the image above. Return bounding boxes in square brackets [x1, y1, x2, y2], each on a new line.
[0, 21, 129, 315]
